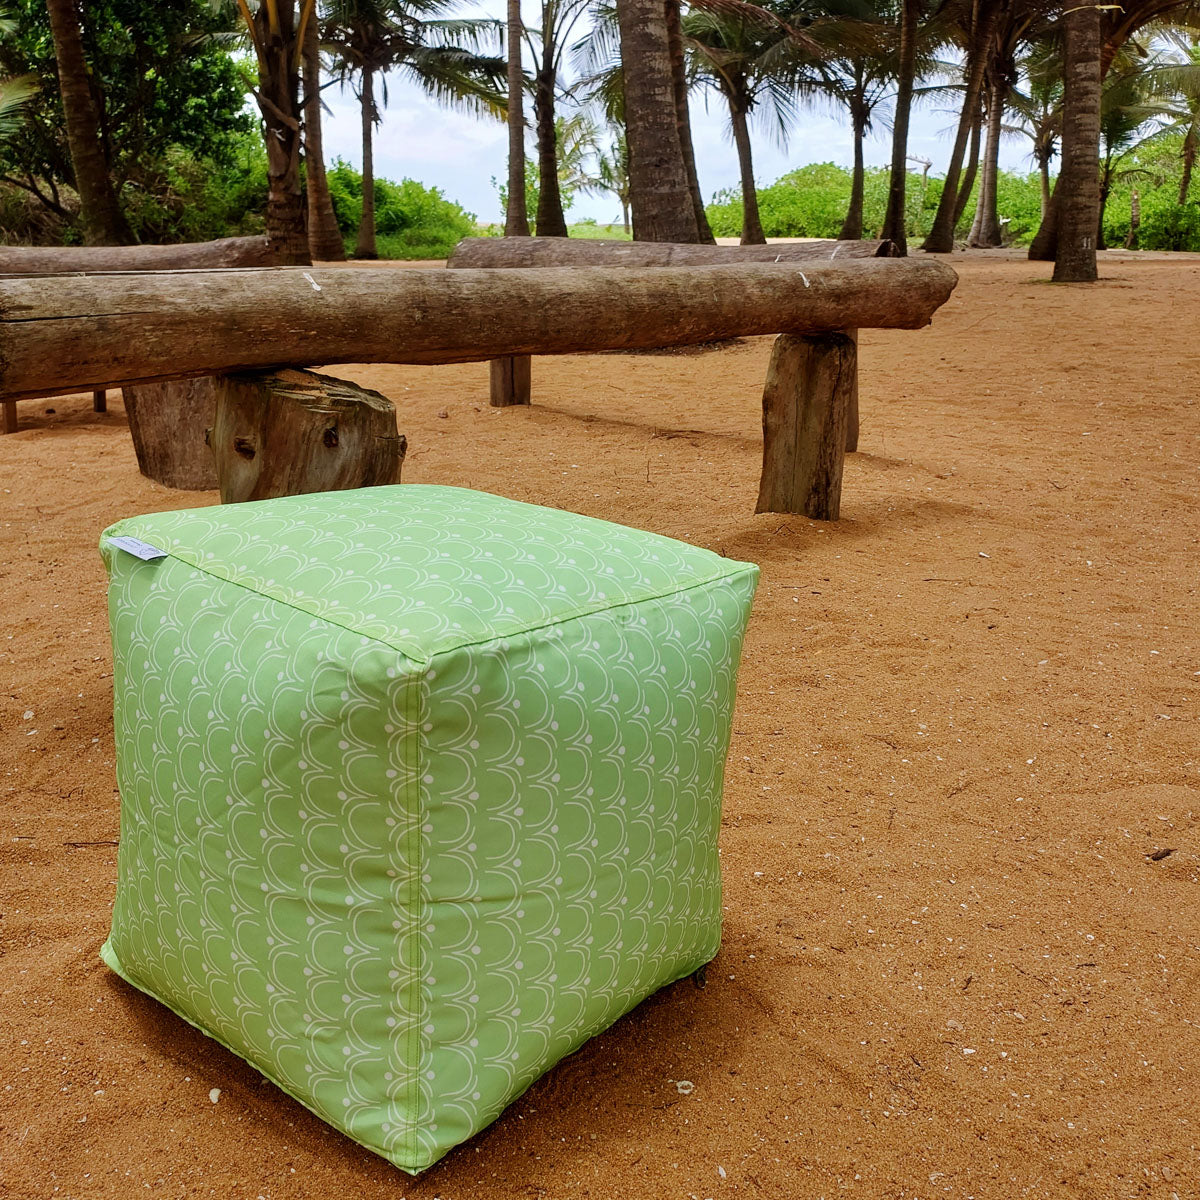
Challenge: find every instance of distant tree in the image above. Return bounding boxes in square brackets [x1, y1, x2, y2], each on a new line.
[1094, 58, 1170, 247]
[682, 3, 805, 245]
[304, 12, 347, 260]
[615, 0, 702, 241]
[881, 0, 922, 252]
[505, 0, 530, 234]
[921, 0, 1002, 253]
[801, 0, 908, 240]
[44, 0, 132, 243]
[230, 0, 314, 262]
[580, 127, 631, 232]
[1007, 37, 1063, 221]
[323, 0, 502, 259]
[1052, 0, 1101, 281]
[526, 0, 591, 238]
[0, 0, 250, 243]
[1148, 34, 1200, 203]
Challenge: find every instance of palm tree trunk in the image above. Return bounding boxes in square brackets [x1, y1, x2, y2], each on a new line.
[45, 0, 132, 244]
[881, 0, 920, 253]
[355, 65, 377, 259]
[953, 102, 983, 230]
[303, 15, 346, 262]
[1029, 180, 1059, 259]
[1038, 148, 1052, 219]
[615, 0, 701, 242]
[665, 0, 714, 243]
[1096, 169, 1111, 250]
[1180, 125, 1196, 205]
[729, 102, 765, 245]
[922, 0, 997, 253]
[839, 109, 866, 241]
[534, 50, 568, 238]
[505, 0, 530, 236]
[1052, 2, 1101, 282]
[969, 75, 1005, 247]
[253, 2, 310, 265]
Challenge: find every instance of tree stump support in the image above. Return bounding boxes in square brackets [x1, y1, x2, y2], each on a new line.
[756, 332, 857, 520]
[845, 330, 860, 453]
[490, 355, 531, 407]
[122, 378, 220, 490]
[208, 368, 406, 504]
[92, 389, 106, 413]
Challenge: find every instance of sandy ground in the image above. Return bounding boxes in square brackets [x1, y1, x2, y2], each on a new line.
[2, 251, 1199, 1199]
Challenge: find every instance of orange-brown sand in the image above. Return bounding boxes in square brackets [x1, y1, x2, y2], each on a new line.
[2, 252, 1198, 1199]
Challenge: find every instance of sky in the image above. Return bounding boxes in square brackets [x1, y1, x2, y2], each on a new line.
[316, 5, 1037, 227]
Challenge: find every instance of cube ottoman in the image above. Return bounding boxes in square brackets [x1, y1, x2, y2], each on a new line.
[99, 484, 758, 1173]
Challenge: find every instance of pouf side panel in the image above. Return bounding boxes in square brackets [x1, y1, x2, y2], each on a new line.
[412, 566, 759, 1167]
[101, 546, 429, 1169]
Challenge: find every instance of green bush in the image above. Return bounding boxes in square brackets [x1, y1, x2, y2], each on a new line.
[990, 172, 1045, 244]
[1131, 195, 1200, 251]
[121, 131, 268, 243]
[326, 161, 475, 257]
[706, 163, 943, 241]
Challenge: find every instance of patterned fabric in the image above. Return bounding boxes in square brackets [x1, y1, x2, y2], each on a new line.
[99, 485, 758, 1173]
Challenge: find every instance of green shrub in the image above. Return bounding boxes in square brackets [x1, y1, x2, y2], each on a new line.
[707, 163, 942, 241]
[326, 161, 475, 257]
[1132, 195, 1200, 251]
[990, 172, 1045, 244]
[121, 131, 268, 243]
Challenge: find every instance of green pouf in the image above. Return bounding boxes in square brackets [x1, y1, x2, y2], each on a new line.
[100, 485, 758, 1173]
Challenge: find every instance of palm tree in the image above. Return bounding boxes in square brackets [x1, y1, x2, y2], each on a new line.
[505, 0, 530, 235]
[969, 1, 1056, 248]
[0, 6, 36, 146]
[323, 0, 503, 259]
[1095, 59, 1170, 247]
[0, 74, 36, 145]
[1147, 35, 1200, 203]
[881, 0, 922, 252]
[45, 0, 132, 244]
[1052, 0, 1101, 282]
[614, 0, 701, 241]
[303, 12, 347, 260]
[235, 0, 314, 264]
[683, 5, 807, 245]
[577, 0, 712, 241]
[800, 0, 908, 240]
[580, 128, 632, 232]
[1006, 38, 1063, 221]
[526, 0, 591, 238]
[921, 0, 1001, 252]
[1030, 0, 1197, 263]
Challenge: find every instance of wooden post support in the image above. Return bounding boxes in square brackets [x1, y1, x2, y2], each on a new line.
[756, 332, 857, 520]
[209, 368, 406, 504]
[846, 331, 860, 453]
[92, 389, 107, 413]
[490, 355, 531, 407]
[122, 378, 219, 490]
[2, 400, 16, 434]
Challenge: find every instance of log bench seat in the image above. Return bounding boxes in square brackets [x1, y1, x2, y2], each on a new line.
[0, 257, 956, 518]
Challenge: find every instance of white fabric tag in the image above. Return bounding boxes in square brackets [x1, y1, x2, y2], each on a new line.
[107, 535, 168, 561]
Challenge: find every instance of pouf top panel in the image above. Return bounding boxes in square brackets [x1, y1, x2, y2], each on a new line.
[101, 485, 757, 662]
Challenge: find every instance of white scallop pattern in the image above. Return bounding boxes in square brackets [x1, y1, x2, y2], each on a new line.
[99, 485, 758, 1173]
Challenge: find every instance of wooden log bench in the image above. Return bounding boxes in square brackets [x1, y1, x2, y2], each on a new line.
[445, 238, 898, 453]
[0, 235, 277, 444]
[0, 259, 956, 518]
